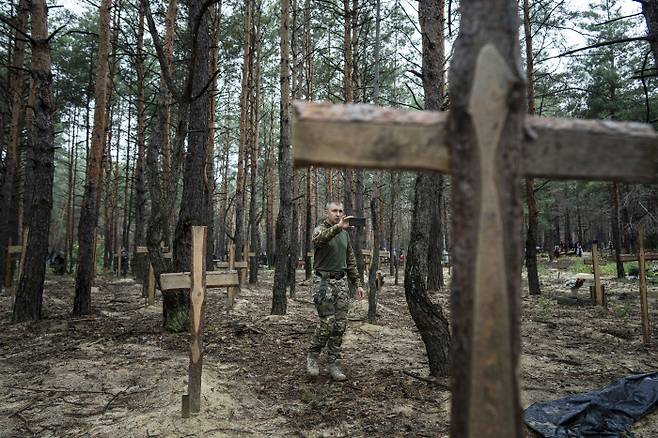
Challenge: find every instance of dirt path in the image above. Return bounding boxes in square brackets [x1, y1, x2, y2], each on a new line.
[1, 259, 657, 437]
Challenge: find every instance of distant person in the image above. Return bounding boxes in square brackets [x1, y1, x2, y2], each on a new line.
[575, 242, 583, 257]
[307, 201, 365, 381]
[120, 248, 129, 277]
[52, 253, 66, 275]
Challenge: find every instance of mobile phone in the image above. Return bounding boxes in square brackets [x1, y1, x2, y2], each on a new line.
[348, 217, 366, 227]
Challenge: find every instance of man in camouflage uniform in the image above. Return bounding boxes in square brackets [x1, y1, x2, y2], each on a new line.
[307, 201, 364, 381]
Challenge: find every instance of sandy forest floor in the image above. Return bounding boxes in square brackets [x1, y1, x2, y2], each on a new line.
[1, 256, 658, 437]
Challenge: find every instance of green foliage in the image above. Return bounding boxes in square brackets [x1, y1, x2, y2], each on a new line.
[537, 295, 555, 320]
[164, 307, 190, 333]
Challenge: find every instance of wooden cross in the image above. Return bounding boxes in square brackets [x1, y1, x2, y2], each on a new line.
[292, 59, 657, 438]
[216, 243, 249, 287]
[159, 226, 239, 416]
[4, 227, 28, 296]
[135, 245, 172, 306]
[362, 249, 390, 274]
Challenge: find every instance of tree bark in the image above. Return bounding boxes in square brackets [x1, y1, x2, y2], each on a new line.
[133, 0, 147, 282]
[169, 0, 212, 330]
[368, 192, 381, 322]
[73, 0, 112, 315]
[610, 182, 625, 278]
[640, 0, 658, 68]
[13, 0, 55, 322]
[272, 0, 291, 315]
[523, 0, 540, 295]
[0, 0, 29, 294]
[248, 1, 261, 283]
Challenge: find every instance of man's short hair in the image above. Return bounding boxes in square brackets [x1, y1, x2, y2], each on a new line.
[325, 201, 343, 210]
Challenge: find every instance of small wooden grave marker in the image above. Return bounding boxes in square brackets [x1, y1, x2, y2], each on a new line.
[159, 226, 239, 415]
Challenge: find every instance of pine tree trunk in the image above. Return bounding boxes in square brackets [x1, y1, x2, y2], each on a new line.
[402, 0, 451, 377]
[610, 182, 625, 278]
[13, 0, 55, 322]
[0, 0, 29, 293]
[368, 192, 381, 322]
[133, 0, 146, 282]
[272, 0, 291, 315]
[523, 0, 540, 295]
[167, 0, 212, 330]
[248, 2, 261, 283]
[640, 1, 658, 68]
[73, 0, 112, 315]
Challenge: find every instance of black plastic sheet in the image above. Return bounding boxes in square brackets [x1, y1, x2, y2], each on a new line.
[523, 372, 658, 437]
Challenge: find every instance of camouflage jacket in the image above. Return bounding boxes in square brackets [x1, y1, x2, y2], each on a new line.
[312, 220, 361, 288]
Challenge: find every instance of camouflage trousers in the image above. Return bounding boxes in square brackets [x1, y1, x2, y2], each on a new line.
[309, 276, 351, 362]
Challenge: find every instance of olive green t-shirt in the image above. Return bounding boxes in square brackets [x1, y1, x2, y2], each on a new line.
[312, 221, 361, 287]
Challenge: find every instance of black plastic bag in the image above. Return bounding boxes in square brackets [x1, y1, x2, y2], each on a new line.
[523, 372, 658, 437]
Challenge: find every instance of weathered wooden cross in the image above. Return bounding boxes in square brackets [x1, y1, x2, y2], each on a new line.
[135, 245, 172, 306]
[292, 45, 656, 438]
[4, 227, 28, 296]
[158, 226, 240, 416]
[216, 243, 249, 287]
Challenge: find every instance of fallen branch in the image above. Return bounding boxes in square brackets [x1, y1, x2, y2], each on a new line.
[5, 385, 114, 395]
[402, 369, 450, 390]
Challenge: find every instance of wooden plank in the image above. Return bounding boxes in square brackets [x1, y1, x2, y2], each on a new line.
[188, 226, 207, 414]
[362, 249, 372, 256]
[216, 261, 248, 269]
[248, 252, 256, 257]
[7, 245, 22, 255]
[584, 252, 658, 264]
[292, 102, 658, 183]
[637, 227, 651, 345]
[136, 246, 148, 254]
[160, 271, 239, 291]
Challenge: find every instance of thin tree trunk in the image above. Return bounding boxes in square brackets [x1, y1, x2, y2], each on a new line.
[368, 191, 381, 322]
[0, 0, 29, 293]
[73, 0, 112, 315]
[248, 1, 261, 283]
[13, 0, 56, 322]
[611, 182, 625, 278]
[272, 0, 291, 315]
[133, 0, 146, 282]
[640, 1, 658, 68]
[523, 0, 540, 295]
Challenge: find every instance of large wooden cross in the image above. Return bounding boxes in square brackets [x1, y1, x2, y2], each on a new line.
[292, 54, 657, 438]
[158, 226, 240, 416]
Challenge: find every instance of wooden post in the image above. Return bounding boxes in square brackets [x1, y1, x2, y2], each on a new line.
[637, 227, 651, 345]
[227, 243, 236, 309]
[12, 228, 29, 298]
[188, 226, 207, 413]
[590, 241, 604, 306]
[147, 263, 155, 306]
[4, 238, 13, 290]
[241, 243, 248, 286]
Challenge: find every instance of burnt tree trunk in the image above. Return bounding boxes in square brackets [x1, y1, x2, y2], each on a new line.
[13, 0, 56, 322]
[73, 0, 112, 315]
[271, 0, 291, 315]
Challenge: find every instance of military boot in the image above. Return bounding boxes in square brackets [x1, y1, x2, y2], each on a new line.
[328, 361, 347, 381]
[306, 352, 320, 377]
